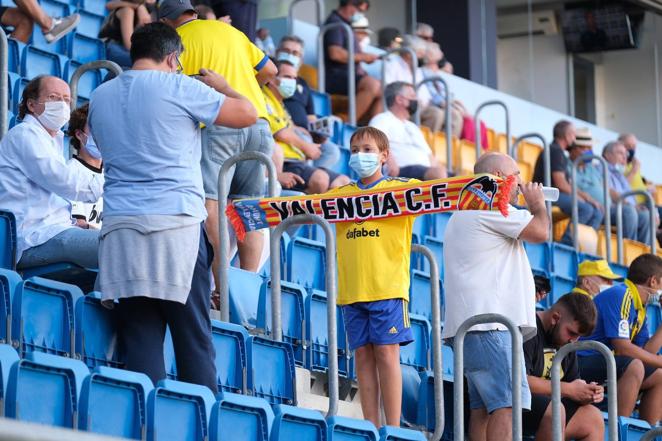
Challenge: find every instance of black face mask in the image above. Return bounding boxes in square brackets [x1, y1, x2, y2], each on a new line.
[407, 98, 418, 115]
[438, 57, 447, 69]
[627, 149, 635, 163]
[417, 58, 425, 68]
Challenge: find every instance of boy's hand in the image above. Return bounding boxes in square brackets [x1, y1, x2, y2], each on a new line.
[278, 171, 305, 189]
[301, 142, 322, 160]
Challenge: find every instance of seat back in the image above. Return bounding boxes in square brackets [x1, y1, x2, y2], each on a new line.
[552, 243, 579, 280]
[210, 320, 249, 394]
[80, 0, 107, 16]
[0, 269, 21, 343]
[247, 336, 296, 405]
[22, 45, 66, 78]
[456, 139, 477, 175]
[618, 416, 651, 440]
[400, 364, 421, 425]
[76, 10, 105, 38]
[311, 91, 331, 117]
[164, 327, 177, 380]
[327, 416, 379, 441]
[0, 209, 17, 270]
[69, 33, 105, 63]
[416, 371, 454, 437]
[524, 241, 551, 275]
[298, 64, 318, 91]
[422, 236, 444, 280]
[399, 314, 430, 371]
[7, 38, 26, 74]
[228, 267, 265, 330]
[409, 270, 441, 322]
[378, 426, 426, 440]
[430, 212, 452, 241]
[305, 290, 349, 376]
[287, 237, 326, 291]
[0, 344, 19, 415]
[271, 404, 326, 441]
[210, 392, 274, 441]
[549, 276, 575, 307]
[75, 291, 122, 369]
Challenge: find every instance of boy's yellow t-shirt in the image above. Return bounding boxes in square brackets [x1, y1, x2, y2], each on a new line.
[329, 177, 419, 306]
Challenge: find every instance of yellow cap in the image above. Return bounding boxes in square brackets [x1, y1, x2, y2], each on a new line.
[577, 260, 622, 280]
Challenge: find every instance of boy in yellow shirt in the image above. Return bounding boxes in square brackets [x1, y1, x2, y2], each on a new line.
[332, 127, 415, 428]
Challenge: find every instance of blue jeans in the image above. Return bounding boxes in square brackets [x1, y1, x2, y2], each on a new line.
[555, 192, 604, 244]
[18, 227, 100, 269]
[611, 204, 651, 243]
[105, 41, 132, 70]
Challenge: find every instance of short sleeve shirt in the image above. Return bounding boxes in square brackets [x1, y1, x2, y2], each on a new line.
[262, 85, 305, 161]
[607, 164, 636, 205]
[284, 77, 314, 129]
[576, 162, 605, 203]
[533, 141, 568, 185]
[323, 11, 360, 78]
[368, 111, 431, 168]
[524, 315, 579, 382]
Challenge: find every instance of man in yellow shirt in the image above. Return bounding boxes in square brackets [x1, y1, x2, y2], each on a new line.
[160, 0, 277, 285]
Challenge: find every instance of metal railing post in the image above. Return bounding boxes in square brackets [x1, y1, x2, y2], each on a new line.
[474, 100, 510, 161]
[453, 314, 523, 441]
[615, 189, 657, 264]
[380, 47, 418, 113]
[0, 29, 8, 139]
[411, 244, 443, 441]
[551, 341, 617, 441]
[511, 133, 552, 241]
[217, 151, 278, 322]
[317, 23, 356, 125]
[287, 0, 324, 34]
[70, 60, 122, 108]
[416, 77, 452, 174]
[640, 427, 662, 441]
[408, 0, 417, 35]
[570, 156, 611, 261]
[270, 214, 338, 417]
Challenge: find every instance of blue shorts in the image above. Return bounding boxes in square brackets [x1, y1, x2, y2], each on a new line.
[459, 330, 531, 413]
[341, 299, 414, 350]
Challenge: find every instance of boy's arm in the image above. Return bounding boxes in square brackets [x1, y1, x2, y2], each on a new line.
[613, 338, 662, 368]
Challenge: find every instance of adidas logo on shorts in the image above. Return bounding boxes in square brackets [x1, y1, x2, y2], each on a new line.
[388, 326, 398, 334]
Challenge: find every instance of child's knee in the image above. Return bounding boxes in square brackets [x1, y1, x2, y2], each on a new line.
[373, 344, 401, 365]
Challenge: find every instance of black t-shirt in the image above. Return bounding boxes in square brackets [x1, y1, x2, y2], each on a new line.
[524, 315, 579, 382]
[284, 77, 314, 129]
[323, 10, 360, 77]
[532, 141, 569, 186]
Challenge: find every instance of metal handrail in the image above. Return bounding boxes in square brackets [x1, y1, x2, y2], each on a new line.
[380, 47, 418, 113]
[0, 29, 8, 139]
[288, 0, 324, 34]
[641, 427, 662, 441]
[217, 151, 278, 322]
[70, 60, 122, 108]
[411, 244, 443, 441]
[317, 22, 356, 125]
[570, 156, 611, 260]
[408, 0, 417, 35]
[474, 100, 510, 161]
[453, 314, 523, 441]
[511, 133, 552, 241]
[416, 77, 452, 174]
[615, 189, 657, 264]
[551, 341, 617, 441]
[270, 214, 338, 417]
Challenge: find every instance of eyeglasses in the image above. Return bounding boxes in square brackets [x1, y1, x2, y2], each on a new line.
[38, 93, 71, 105]
[176, 56, 184, 74]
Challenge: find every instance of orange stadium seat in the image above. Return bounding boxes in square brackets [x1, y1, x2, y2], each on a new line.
[298, 64, 318, 90]
[420, 125, 433, 147]
[517, 161, 533, 183]
[486, 127, 496, 150]
[655, 185, 662, 206]
[518, 141, 543, 168]
[457, 139, 478, 175]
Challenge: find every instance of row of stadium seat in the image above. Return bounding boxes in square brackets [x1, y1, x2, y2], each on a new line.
[0, 0, 109, 18]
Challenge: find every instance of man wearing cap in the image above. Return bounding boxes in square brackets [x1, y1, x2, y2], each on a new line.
[160, 0, 278, 303]
[573, 260, 622, 297]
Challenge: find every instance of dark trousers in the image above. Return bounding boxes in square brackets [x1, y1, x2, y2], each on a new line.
[211, 0, 257, 41]
[116, 225, 218, 394]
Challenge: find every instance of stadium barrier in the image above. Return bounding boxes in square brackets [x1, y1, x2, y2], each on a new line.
[269, 214, 339, 417]
[288, 0, 325, 35]
[551, 340, 618, 441]
[615, 189, 657, 264]
[641, 426, 662, 441]
[415, 77, 453, 173]
[453, 314, 523, 441]
[317, 22, 357, 126]
[0, 417, 127, 441]
[570, 155, 612, 261]
[0, 28, 8, 139]
[474, 99, 511, 160]
[218, 151, 278, 322]
[380, 47, 418, 113]
[411, 244, 444, 441]
[70, 60, 122, 108]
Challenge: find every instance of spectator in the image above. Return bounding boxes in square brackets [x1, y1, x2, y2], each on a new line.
[255, 27, 275, 57]
[578, 254, 662, 425]
[351, 12, 372, 51]
[443, 152, 549, 441]
[603, 141, 652, 244]
[379, 30, 416, 86]
[572, 260, 622, 298]
[2, 0, 78, 43]
[534, 274, 551, 303]
[377, 27, 402, 50]
[89, 22, 256, 391]
[533, 122, 603, 244]
[0, 4, 33, 42]
[161, 0, 277, 288]
[100, 0, 152, 70]
[369, 81, 446, 180]
[263, 60, 350, 194]
[208, 0, 257, 41]
[276, 36, 342, 170]
[415, 22, 434, 42]
[66, 104, 104, 229]
[323, 0, 381, 123]
[0, 76, 103, 269]
[620, 133, 656, 206]
[194, 4, 215, 19]
[523, 293, 604, 441]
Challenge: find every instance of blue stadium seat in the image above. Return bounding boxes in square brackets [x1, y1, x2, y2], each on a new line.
[409, 270, 442, 322]
[76, 10, 105, 38]
[612, 263, 628, 279]
[287, 237, 326, 291]
[305, 289, 350, 377]
[79, 366, 154, 439]
[400, 364, 421, 426]
[80, 0, 107, 16]
[0, 344, 19, 414]
[210, 320, 249, 394]
[0, 209, 17, 269]
[7, 38, 26, 73]
[65, 60, 102, 105]
[22, 45, 68, 79]
[7, 72, 20, 111]
[646, 304, 661, 343]
[210, 392, 274, 441]
[32, 12, 70, 54]
[12, 277, 82, 357]
[619, 416, 652, 440]
[413, 215, 431, 239]
[327, 416, 379, 441]
[146, 379, 216, 441]
[441, 344, 454, 379]
[400, 314, 430, 372]
[40, 0, 71, 19]
[228, 266, 265, 330]
[68, 33, 105, 63]
[256, 280, 306, 366]
[552, 243, 579, 280]
[247, 336, 296, 405]
[549, 275, 575, 306]
[75, 291, 122, 369]
[422, 236, 444, 280]
[271, 404, 327, 441]
[327, 145, 351, 176]
[430, 212, 452, 240]
[0, 269, 21, 343]
[164, 326, 177, 380]
[311, 91, 331, 118]
[10, 77, 30, 116]
[416, 370, 454, 438]
[524, 242, 552, 276]
[6, 351, 89, 427]
[378, 426, 426, 440]
[340, 124, 357, 149]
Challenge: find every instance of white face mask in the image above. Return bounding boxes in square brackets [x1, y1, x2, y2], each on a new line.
[598, 284, 612, 294]
[37, 101, 70, 131]
[359, 36, 371, 51]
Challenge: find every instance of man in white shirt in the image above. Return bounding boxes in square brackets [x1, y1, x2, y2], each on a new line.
[443, 152, 549, 441]
[0, 75, 103, 269]
[369, 81, 446, 180]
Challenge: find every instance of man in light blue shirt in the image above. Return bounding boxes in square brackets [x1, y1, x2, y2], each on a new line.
[89, 22, 257, 392]
[0, 75, 103, 269]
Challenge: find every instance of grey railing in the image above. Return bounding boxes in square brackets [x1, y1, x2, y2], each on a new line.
[570, 155, 611, 261]
[0, 28, 8, 139]
[317, 22, 356, 125]
[511, 133, 552, 241]
[380, 47, 418, 113]
[416, 77, 452, 174]
[70, 60, 122, 108]
[217, 151, 278, 322]
[411, 244, 444, 441]
[453, 314, 523, 441]
[641, 427, 662, 441]
[474, 100, 510, 160]
[551, 341, 617, 441]
[615, 190, 657, 264]
[287, 0, 324, 34]
[270, 214, 338, 417]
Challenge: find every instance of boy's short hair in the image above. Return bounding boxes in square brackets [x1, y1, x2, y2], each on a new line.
[553, 293, 598, 336]
[350, 127, 390, 152]
[628, 253, 662, 284]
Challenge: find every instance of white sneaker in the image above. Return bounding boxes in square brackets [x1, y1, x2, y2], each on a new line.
[43, 13, 80, 44]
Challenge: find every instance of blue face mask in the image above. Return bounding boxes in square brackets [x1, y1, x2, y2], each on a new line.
[581, 149, 594, 164]
[349, 152, 380, 178]
[277, 78, 297, 99]
[85, 134, 101, 159]
[276, 51, 301, 68]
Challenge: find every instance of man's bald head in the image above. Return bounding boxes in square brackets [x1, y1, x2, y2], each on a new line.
[474, 152, 518, 176]
[618, 133, 637, 151]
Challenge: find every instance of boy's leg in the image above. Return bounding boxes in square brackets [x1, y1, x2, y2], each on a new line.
[373, 343, 402, 426]
[638, 367, 662, 425]
[355, 344, 381, 428]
